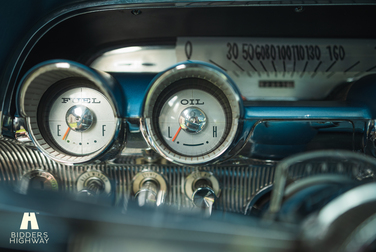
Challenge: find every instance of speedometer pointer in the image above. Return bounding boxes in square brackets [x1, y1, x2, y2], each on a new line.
[172, 126, 181, 142]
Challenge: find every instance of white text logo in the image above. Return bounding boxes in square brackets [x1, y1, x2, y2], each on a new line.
[9, 212, 49, 244]
[20, 212, 39, 230]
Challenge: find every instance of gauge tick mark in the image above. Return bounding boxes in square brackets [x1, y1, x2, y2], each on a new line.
[366, 65, 376, 72]
[183, 143, 204, 146]
[344, 61, 360, 73]
[232, 60, 244, 71]
[247, 61, 260, 77]
[300, 61, 308, 78]
[326, 61, 337, 72]
[272, 61, 277, 72]
[209, 60, 227, 71]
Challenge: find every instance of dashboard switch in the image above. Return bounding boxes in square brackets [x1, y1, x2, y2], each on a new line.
[135, 180, 159, 206]
[76, 170, 111, 196]
[132, 170, 167, 206]
[192, 187, 216, 215]
[17, 170, 59, 194]
[184, 171, 220, 215]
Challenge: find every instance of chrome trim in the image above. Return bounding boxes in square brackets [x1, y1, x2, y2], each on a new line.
[17, 60, 123, 118]
[16, 60, 127, 165]
[244, 184, 273, 215]
[284, 174, 353, 198]
[266, 150, 376, 219]
[315, 183, 376, 230]
[13, 117, 31, 143]
[183, 171, 220, 202]
[0, 139, 275, 213]
[142, 61, 244, 165]
[300, 183, 376, 252]
[17, 169, 59, 195]
[132, 170, 168, 206]
[340, 213, 376, 252]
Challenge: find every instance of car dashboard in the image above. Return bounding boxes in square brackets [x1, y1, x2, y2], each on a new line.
[1, 1, 376, 251]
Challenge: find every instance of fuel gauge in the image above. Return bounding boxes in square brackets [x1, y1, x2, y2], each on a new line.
[39, 81, 117, 156]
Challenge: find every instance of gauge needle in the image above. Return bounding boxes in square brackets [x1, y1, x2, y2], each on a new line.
[172, 127, 181, 142]
[62, 128, 70, 140]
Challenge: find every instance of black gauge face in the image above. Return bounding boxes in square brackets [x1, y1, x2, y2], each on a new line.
[38, 79, 117, 156]
[153, 79, 232, 157]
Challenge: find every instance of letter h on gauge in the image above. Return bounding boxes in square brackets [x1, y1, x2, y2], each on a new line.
[20, 212, 39, 230]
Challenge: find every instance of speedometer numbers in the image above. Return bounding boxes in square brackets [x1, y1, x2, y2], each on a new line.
[142, 62, 243, 165]
[176, 38, 376, 101]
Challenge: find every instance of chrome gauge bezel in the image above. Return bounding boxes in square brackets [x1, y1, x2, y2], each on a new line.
[142, 62, 243, 165]
[16, 60, 126, 165]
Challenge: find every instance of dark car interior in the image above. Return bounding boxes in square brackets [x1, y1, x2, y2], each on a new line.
[1, 1, 376, 251]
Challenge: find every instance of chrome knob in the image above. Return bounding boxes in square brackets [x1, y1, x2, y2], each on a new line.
[83, 177, 105, 194]
[184, 171, 220, 216]
[76, 170, 112, 196]
[135, 180, 159, 206]
[193, 187, 216, 215]
[66, 105, 94, 132]
[132, 170, 168, 207]
[17, 170, 59, 194]
[179, 107, 207, 134]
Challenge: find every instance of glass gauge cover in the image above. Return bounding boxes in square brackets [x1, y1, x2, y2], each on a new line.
[156, 82, 231, 157]
[143, 62, 243, 165]
[17, 60, 126, 165]
[39, 80, 117, 156]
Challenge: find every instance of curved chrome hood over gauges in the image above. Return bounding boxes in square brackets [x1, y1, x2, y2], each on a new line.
[16, 60, 127, 165]
[141, 62, 244, 165]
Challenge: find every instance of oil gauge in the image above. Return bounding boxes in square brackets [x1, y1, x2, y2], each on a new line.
[142, 62, 243, 165]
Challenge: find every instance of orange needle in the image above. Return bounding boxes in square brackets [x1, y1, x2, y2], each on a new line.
[172, 127, 181, 142]
[62, 128, 70, 140]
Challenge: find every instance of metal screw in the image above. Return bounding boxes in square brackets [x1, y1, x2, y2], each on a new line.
[131, 9, 142, 16]
[294, 6, 304, 13]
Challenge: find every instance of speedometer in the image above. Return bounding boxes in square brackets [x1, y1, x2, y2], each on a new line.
[142, 62, 243, 165]
[175, 37, 376, 100]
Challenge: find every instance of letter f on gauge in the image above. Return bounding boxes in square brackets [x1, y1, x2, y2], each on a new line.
[20, 212, 39, 230]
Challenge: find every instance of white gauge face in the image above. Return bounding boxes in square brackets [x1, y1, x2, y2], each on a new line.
[47, 87, 117, 155]
[143, 63, 241, 165]
[158, 89, 227, 156]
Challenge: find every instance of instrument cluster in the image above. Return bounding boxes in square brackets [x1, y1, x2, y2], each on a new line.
[13, 36, 376, 166]
[2, 3, 376, 251]
[16, 58, 247, 165]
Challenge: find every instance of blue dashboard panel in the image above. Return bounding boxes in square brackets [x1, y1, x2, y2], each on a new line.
[110, 72, 374, 120]
[244, 102, 372, 120]
[110, 72, 157, 118]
